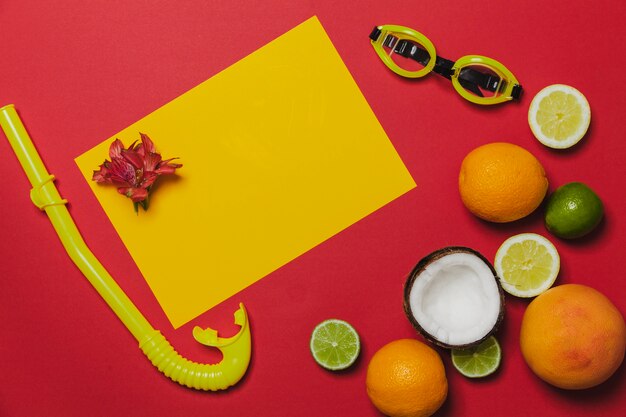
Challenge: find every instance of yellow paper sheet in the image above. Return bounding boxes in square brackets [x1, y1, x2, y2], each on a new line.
[75, 16, 416, 328]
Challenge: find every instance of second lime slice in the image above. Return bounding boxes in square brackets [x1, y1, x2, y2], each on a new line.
[451, 336, 501, 378]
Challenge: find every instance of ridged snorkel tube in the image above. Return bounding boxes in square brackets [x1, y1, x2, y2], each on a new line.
[0, 104, 251, 391]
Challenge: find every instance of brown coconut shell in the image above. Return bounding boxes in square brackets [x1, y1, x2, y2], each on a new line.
[403, 246, 505, 349]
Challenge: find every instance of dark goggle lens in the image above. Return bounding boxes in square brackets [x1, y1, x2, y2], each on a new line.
[457, 65, 507, 98]
[382, 34, 431, 72]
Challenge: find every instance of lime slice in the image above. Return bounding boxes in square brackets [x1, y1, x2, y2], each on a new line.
[451, 336, 501, 378]
[528, 84, 590, 149]
[310, 319, 360, 371]
[494, 233, 560, 298]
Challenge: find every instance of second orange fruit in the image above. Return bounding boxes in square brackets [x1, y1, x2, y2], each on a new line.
[459, 142, 548, 223]
[366, 339, 447, 417]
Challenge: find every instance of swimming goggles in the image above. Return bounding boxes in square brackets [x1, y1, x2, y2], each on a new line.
[369, 25, 523, 105]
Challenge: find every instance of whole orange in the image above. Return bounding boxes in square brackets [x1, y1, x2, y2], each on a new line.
[366, 339, 447, 417]
[520, 284, 626, 389]
[458, 142, 548, 222]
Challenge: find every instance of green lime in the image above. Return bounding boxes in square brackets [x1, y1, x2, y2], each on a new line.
[310, 319, 360, 371]
[451, 336, 501, 378]
[545, 182, 604, 239]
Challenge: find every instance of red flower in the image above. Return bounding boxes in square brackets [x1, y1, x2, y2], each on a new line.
[92, 133, 182, 212]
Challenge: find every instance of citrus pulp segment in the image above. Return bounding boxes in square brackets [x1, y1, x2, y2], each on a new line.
[494, 233, 560, 297]
[451, 336, 501, 378]
[310, 319, 360, 370]
[528, 84, 591, 149]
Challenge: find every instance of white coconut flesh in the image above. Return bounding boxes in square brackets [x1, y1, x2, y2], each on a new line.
[407, 252, 501, 347]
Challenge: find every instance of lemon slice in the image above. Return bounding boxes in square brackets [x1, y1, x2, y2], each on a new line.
[528, 84, 590, 149]
[494, 233, 560, 297]
[451, 336, 501, 378]
[310, 319, 360, 370]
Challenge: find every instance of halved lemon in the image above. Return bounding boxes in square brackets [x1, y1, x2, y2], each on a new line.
[528, 84, 591, 149]
[494, 233, 560, 297]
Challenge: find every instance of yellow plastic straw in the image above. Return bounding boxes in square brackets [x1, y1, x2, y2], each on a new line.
[0, 104, 251, 391]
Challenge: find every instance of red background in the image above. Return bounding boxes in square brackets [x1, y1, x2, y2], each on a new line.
[1, 1, 625, 416]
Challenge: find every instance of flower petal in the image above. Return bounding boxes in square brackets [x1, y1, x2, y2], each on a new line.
[143, 152, 162, 172]
[130, 140, 148, 159]
[109, 139, 124, 159]
[159, 157, 181, 166]
[141, 172, 158, 188]
[117, 186, 148, 202]
[155, 158, 182, 175]
[140, 133, 156, 154]
[108, 158, 136, 186]
[121, 149, 144, 169]
[92, 161, 112, 183]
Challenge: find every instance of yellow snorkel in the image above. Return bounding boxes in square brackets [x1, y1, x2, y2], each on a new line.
[0, 104, 252, 391]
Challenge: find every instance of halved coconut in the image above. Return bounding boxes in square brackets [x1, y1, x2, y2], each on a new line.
[403, 247, 504, 349]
